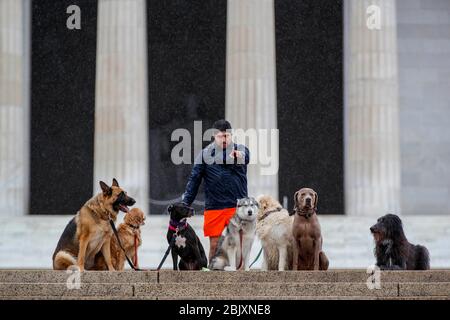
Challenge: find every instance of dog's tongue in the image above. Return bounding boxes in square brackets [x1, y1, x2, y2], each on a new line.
[119, 204, 129, 213]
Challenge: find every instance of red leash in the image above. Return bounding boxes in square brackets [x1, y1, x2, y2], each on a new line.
[133, 234, 138, 267]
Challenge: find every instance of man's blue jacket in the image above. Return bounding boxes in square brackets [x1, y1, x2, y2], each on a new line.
[182, 142, 250, 210]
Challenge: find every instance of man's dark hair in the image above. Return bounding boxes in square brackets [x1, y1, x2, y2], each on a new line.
[212, 119, 232, 132]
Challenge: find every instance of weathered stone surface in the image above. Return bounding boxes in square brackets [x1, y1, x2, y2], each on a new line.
[1, 269, 450, 299]
[0, 283, 133, 297]
[0, 270, 157, 283]
[399, 283, 450, 297]
[134, 282, 398, 298]
[156, 270, 450, 283]
[2, 270, 450, 284]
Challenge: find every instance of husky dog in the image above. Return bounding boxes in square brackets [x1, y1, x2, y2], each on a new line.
[209, 197, 258, 271]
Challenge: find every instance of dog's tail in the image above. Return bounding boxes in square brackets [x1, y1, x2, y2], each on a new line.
[53, 251, 77, 270]
[415, 245, 430, 270]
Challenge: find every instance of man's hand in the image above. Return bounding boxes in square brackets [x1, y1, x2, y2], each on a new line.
[230, 150, 243, 159]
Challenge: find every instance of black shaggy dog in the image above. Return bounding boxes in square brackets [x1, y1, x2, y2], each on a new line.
[370, 214, 430, 270]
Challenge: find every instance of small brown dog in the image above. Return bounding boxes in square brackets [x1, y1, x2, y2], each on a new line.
[289, 188, 329, 270]
[93, 208, 146, 270]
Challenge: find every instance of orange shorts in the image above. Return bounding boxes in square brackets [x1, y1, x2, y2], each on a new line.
[203, 207, 236, 237]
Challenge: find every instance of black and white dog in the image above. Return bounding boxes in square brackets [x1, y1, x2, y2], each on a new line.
[167, 202, 207, 270]
[370, 214, 430, 270]
[209, 197, 258, 271]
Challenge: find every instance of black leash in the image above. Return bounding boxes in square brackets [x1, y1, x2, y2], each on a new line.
[156, 234, 177, 271]
[109, 218, 144, 271]
[156, 219, 189, 271]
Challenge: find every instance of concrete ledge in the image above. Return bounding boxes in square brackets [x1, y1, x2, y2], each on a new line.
[399, 283, 450, 297]
[158, 270, 450, 283]
[0, 270, 157, 283]
[2, 270, 450, 284]
[1, 270, 450, 299]
[1, 295, 449, 300]
[0, 283, 133, 297]
[133, 283, 399, 298]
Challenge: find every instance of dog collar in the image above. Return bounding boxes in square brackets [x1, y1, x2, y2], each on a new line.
[127, 223, 140, 229]
[169, 219, 188, 232]
[296, 209, 316, 219]
[258, 207, 282, 221]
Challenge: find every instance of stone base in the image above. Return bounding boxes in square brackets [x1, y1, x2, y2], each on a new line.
[0, 270, 449, 299]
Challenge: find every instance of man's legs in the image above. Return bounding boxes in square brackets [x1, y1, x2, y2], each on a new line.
[209, 236, 220, 261]
[204, 208, 236, 263]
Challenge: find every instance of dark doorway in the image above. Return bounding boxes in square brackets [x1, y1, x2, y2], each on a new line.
[30, 0, 97, 215]
[147, 0, 227, 214]
[275, 0, 344, 214]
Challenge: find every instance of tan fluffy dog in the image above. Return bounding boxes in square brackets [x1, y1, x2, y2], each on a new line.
[290, 188, 329, 270]
[256, 195, 294, 270]
[93, 208, 146, 270]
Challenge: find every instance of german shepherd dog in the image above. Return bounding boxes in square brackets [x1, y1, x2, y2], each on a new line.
[167, 202, 207, 270]
[52, 179, 135, 271]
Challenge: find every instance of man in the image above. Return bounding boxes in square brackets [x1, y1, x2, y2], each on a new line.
[182, 119, 250, 261]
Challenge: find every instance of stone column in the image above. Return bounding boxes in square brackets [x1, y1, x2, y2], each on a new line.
[225, 0, 279, 199]
[344, 0, 401, 216]
[94, 0, 149, 214]
[0, 0, 30, 216]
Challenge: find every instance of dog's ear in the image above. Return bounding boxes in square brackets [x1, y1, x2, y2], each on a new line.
[167, 204, 174, 213]
[290, 191, 300, 216]
[99, 181, 112, 196]
[112, 178, 119, 187]
[293, 190, 300, 209]
[314, 191, 319, 210]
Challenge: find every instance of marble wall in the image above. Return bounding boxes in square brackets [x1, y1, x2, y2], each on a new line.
[397, 0, 450, 215]
[0, 0, 29, 216]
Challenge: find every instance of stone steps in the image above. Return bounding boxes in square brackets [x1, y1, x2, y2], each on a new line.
[1, 270, 449, 300]
[2, 296, 450, 300]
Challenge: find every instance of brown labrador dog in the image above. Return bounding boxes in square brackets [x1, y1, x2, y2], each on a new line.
[289, 188, 329, 270]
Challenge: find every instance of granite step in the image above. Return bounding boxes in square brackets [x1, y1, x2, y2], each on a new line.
[2, 296, 450, 300]
[0, 282, 449, 298]
[2, 270, 450, 284]
[1, 270, 449, 300]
